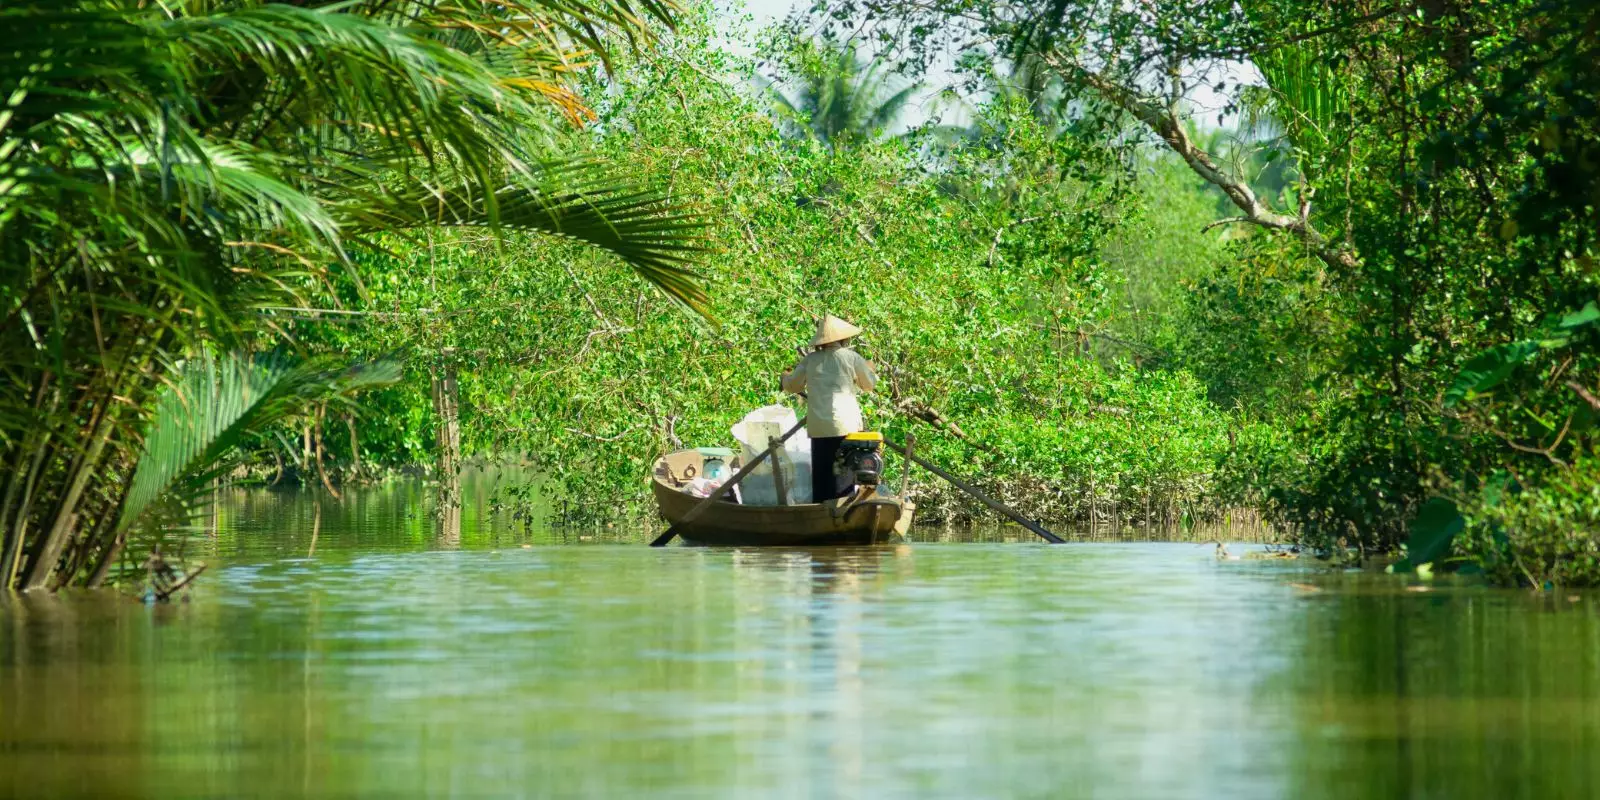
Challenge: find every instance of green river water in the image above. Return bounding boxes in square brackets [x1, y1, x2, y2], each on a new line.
[3, 480, 1599, 798]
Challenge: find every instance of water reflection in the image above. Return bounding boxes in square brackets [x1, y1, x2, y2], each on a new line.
[2, 485, 1599, 798]
[730, 545, 906, 589]
[721, 547, 909, 797]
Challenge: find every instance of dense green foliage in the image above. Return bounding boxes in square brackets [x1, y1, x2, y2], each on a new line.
[792, 0, 1599, 581]
[299, 13, 1237, 527]
[1458, 456, 1600, 588]
[271, 1, 1600, 587]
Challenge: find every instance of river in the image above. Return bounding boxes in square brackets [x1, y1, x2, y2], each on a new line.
[3, 481, 1598, 798]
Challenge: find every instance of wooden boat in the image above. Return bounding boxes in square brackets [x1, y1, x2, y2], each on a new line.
[651, 449, 913, 546]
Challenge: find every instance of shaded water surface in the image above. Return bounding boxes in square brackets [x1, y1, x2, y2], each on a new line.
[3, 483, 1599, 798]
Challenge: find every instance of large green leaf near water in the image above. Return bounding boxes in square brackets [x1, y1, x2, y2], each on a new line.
[1391, 497, 1465, 573]
[117, 353, 400, 534]
[1558, 301, 1600, 330]
[1442, 301, 1597, 408]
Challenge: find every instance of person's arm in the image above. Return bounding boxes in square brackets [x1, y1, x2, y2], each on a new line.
[854, 352, 878, 392]
[780, 356, 809, 394]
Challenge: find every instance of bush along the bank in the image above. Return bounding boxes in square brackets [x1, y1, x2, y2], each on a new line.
[1392, 302, 1600, 587]
[1455, 457, 1600, 590]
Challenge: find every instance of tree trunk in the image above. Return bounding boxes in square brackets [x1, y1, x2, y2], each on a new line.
[1, 376, 56, 590]
[1088, 469, 1098, 536]
[0, 437, 37, 587]
[345, 414, 361, 480]
[313, 404, 340, 499]
[0, 383, 44, 553]
[56, 492, 118, 591]
[85, 530, 125, 590]
[2, 433, 54, 591]
[20, 400, 119, 591]
[432, 353, 461, 514]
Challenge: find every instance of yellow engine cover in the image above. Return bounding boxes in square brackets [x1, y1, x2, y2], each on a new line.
[844, 431, 883, 442]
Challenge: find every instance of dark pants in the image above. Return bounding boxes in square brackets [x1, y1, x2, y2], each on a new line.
[811, 435, 856, 502]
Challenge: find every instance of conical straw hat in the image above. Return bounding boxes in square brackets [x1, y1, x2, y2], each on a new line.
[810, 314, 862, 347]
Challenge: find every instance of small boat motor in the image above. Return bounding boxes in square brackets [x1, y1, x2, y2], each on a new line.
[837, 432, 885, 486]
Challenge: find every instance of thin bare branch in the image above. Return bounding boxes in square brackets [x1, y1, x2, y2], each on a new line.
[1201, 216, 1253, 233]
[563, 425, 640, 443]
[1568, 380, 1600, 412]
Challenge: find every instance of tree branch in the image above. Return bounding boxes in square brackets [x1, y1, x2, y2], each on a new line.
[564, 262, 614, 329]
[1568, 380, 1600, 412]
[1201, 216, 1253, 233]
[1047, 55, 1359, 272]
[563, 425, 639, 443]
[986, 215, 1045, 266]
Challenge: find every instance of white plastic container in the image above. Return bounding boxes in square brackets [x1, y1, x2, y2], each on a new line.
[730, 405, 813, 505]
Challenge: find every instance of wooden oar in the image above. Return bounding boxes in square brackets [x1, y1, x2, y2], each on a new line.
[648, 416, 808, 547]
[794, 380, 1061, 544]
[884, 436, 1065, 544]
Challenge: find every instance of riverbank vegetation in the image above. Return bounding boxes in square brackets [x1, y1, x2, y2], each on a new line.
[0, 0, 703, 590]
[3, 0, 1595, 588]
[832, 0, 1594, 584]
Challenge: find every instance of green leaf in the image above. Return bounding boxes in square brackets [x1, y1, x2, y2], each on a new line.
[1479, 471, 1513, 508]
[1393, 497, 1464, 573]
[1443, 340, 1543, 407]
[1558, 301, 1600, 330]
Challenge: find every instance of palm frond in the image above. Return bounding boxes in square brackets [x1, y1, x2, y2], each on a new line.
[867, 84, 920, 135]
[117, 352, 401, 534]
[1236, 84, 1286, 143]
[765, 40, 916, 147]
[412, 0, 681, 72]
[1252, 42, 1347, 155]
[352, 162, 712, 319]
[764, 82, 802, 119]
[170, 5, 550, 164]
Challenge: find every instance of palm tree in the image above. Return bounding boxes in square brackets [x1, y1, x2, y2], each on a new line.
[1216, 41, 1348, 224]
[1239, 41, 1349, 165]
[0, 0, 706, 591]
[926, 56, 1077, 148]
[767, 41, 920, 148]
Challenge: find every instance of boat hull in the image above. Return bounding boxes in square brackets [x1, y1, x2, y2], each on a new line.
[652, 451, 910, 546]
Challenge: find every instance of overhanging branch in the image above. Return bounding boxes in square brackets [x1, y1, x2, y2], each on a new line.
[1046, 54, 1359, 271]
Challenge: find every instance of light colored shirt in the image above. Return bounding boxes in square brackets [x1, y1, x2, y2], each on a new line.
[781, 346, 878, 437]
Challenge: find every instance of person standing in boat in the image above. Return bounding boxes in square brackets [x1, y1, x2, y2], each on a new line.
[781, 315, 879, 502]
